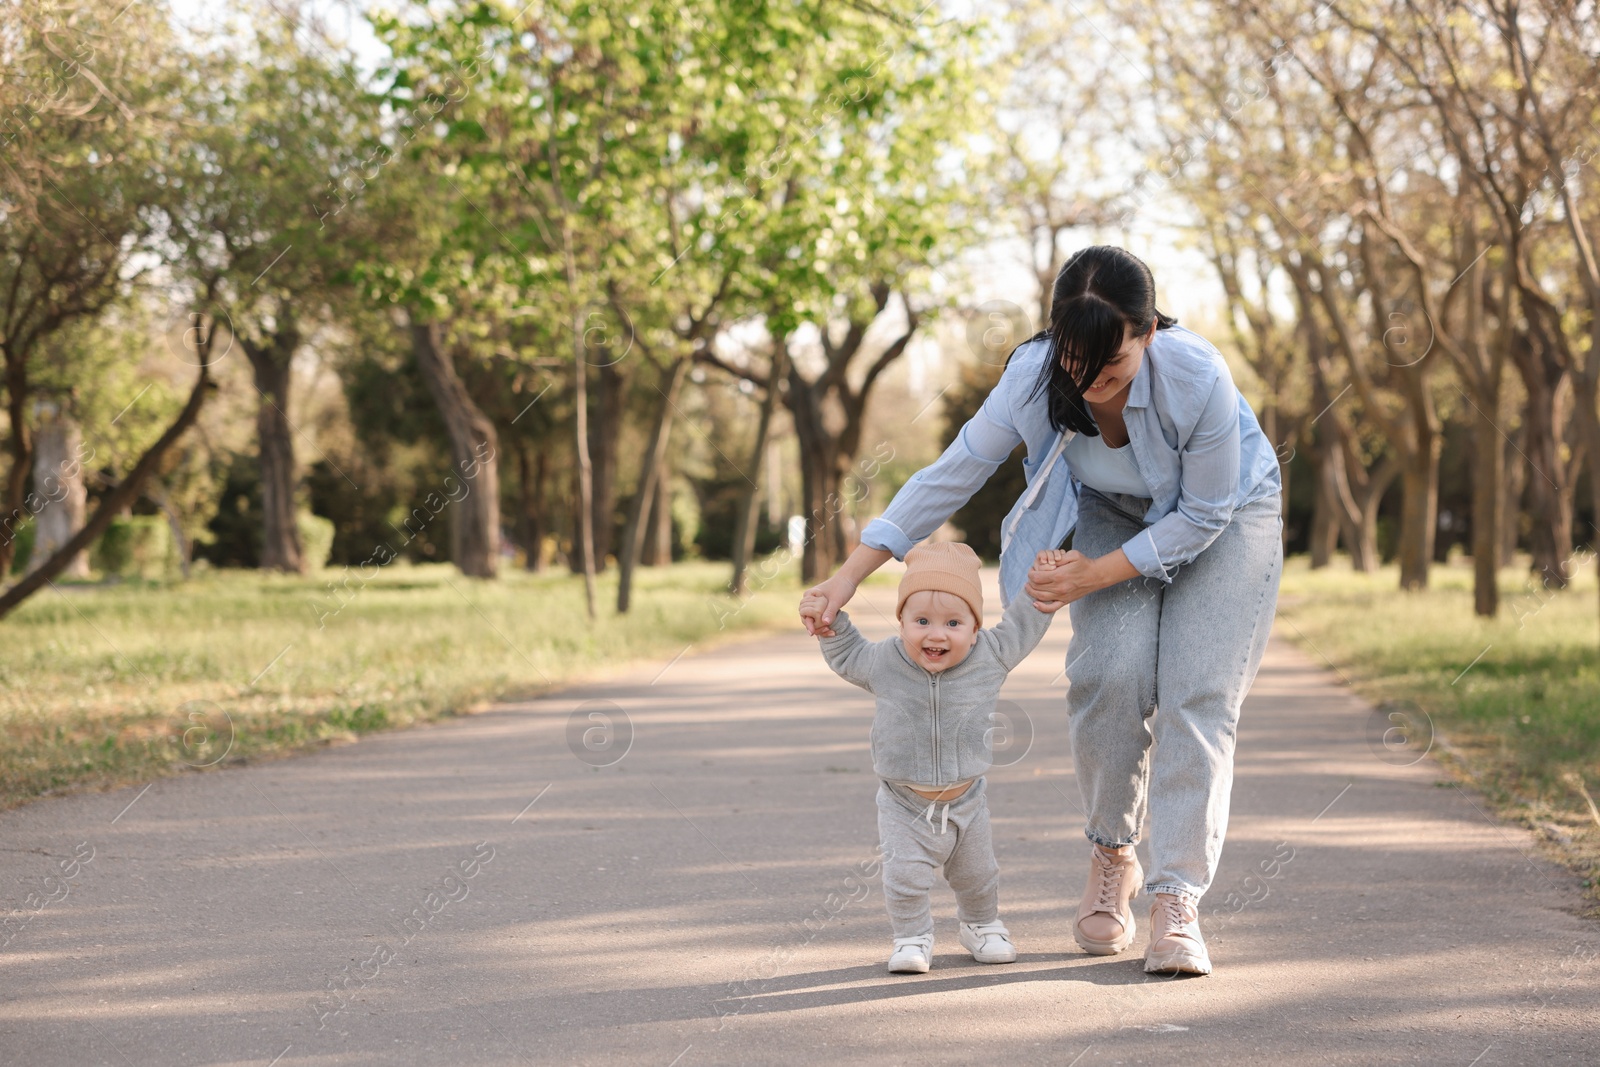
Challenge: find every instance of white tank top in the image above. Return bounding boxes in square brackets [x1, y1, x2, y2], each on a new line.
[1063, 431, 1149, 497]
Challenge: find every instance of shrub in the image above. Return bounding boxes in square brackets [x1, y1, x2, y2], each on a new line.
[299, 513, 335, 570]
[92, 517, 172, 579]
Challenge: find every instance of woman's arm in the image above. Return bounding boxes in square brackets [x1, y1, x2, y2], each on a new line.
[1120, 372, 1242, 582]
[857, 344, 1041, 559]
[801, 342, 1042, 634]
[801, 544, 893, 637]
[1021, 372, 1243, 608]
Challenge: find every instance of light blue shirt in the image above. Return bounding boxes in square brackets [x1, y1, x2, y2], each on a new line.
[860, 325, 1282, 606]
[1064, 431, 1149, 497]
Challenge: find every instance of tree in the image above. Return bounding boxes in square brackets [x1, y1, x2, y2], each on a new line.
[0, 0, 182, 576]
[1132, 0, 1451, 589]
[167, 8, 378, 574]
[0, 314, 219, 619]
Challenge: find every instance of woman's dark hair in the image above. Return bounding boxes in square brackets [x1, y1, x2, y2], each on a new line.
[1021, 245, 1177, 436]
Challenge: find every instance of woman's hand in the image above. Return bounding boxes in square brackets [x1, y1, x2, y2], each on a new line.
[1024, 549, 1138, 612]
[800, 574, 858, 637]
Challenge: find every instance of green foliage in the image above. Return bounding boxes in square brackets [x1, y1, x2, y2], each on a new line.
[169, 4, 379, 323]
[7, 521, 34, 575]
[367, 0, 983, 360]
[298, 514, 335, 570]
[92, 517, 174, 580]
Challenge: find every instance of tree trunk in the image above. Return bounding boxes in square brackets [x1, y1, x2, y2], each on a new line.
[27, 404, 89, 579]
[1469, 391, 1504, 616]
[0, 345, 32, 579]
[642, 455, 672, 566]
[1310, 434, 1340, 569]
[730, 349, 785, 596]
[1397, 445, 1438, 591]
[571, 341, 600, 613]
[765, 436, 784, 530]
[1572, 372, 1600, 641]
[245, 332, 305, 575]
[515, 439, 548, 573]
[1350, 460, 1398, 574]
[585, 358, 625, 572]
[797, 443, 844, 584]
[409, 319, 499, 578]
[788, 373, 841, 584]
[1512, 331, 1574, 588]
[653, 463, 674, 563]
[1501, 427, 1527, 565]
[0, 352, 215, 618]
[616, 357, 687, 613]
[1580, 399, 1593, 633]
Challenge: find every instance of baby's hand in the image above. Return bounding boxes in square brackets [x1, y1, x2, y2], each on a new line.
[1034, 548, 1070, 569]
[799, 593, 833, 637]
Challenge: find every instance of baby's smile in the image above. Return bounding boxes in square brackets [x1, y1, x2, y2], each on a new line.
[899, 589, 978, 674]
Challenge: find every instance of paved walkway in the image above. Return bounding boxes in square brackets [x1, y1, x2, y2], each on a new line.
[1, 574, 1597, 1065]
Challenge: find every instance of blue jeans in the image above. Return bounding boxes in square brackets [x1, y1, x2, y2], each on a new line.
[1064, 488, 1283, 904]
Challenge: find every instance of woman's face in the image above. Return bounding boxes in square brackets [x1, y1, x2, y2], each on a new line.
[1074, 322, 1157, 404]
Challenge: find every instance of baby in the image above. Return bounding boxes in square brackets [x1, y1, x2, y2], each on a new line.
[800, 542, 1059, 973]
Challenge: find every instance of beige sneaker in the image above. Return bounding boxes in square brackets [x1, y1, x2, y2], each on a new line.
[1074, 844, 1143, 955]
[1143, 893, 1212, 975]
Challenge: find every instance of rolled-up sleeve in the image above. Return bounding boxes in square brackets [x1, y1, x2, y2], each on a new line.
[1121, 373, 1242, 582]
[859, 362, 1030, 560]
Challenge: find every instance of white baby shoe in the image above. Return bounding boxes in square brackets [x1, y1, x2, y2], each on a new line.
[887, 935, 933, 974]
[959, 920, 1017, 964]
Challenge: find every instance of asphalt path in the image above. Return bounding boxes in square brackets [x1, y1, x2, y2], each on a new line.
[2, 572, 1597, 1065]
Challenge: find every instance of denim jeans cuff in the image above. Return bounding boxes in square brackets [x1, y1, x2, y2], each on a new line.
[1084, 829, 1139, 850]
[1145, 883, 1202, 906]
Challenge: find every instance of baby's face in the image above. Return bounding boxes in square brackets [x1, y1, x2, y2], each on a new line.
[899, 590, 978, 673]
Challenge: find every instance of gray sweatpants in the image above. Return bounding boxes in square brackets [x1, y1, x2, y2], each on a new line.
[876, 777, 1000, 939]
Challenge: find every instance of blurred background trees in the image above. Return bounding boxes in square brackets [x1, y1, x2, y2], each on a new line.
[0, 0, 1596, 624]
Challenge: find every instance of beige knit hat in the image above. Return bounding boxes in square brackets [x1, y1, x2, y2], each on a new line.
[896, 542, 983, 628]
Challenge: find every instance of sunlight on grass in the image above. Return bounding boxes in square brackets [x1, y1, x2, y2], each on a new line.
[0, 560, 801, 809]
[1277, 555, 1600, 897]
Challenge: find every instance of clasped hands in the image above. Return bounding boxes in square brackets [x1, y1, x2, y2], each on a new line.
[1024, 547, 1107, 613]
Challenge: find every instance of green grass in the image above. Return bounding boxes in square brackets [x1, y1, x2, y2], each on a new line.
[0, 560, 802, 810]
[1277, 554, 1600, 897]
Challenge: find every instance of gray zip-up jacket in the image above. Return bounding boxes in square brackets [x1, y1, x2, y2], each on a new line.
[817, 597, 1053, 787]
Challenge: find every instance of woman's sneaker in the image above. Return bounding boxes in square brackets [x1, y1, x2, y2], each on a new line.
[959, 920, 1017, 964]
[1075, 844, 1143, 955]
[1143, 893, 1212, 975]
[887, 935, 933, 974]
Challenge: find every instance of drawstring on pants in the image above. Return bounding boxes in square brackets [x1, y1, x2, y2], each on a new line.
[922, 800, 951, 835]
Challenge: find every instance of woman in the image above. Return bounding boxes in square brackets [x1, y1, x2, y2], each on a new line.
[800, 246, 1283, 976]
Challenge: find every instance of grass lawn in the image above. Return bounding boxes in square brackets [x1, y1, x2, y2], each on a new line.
[0, 559, 804, 811]
[1276, 554, 1600, 901]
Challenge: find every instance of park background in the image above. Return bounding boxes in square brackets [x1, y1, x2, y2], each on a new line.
[1, 0, 1597, 903]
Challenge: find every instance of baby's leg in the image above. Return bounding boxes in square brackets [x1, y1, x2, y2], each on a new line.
[941, 779, 1000, 925]
[876, 783, 942, 938]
